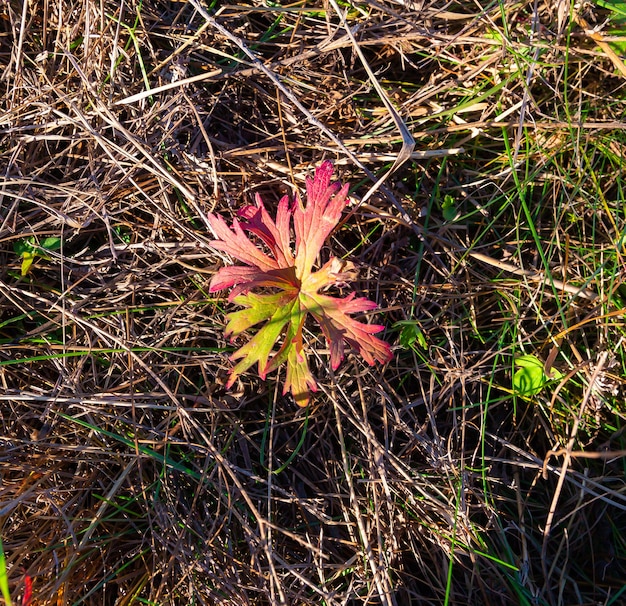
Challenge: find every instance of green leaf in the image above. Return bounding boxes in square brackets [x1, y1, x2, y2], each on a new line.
[441, 194, 458, 222]
[226, 291, 297, 337]
[39, 236, 62, 251]
[228, 298, 299, 383]
[14, 236, 62, 275]
[20, 251, 36, 276]
[395, 321, 427, 350]
[513, 354, 561, 396]
[13, 238, 34, 256]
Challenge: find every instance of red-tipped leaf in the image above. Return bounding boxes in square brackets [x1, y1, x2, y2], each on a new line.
[208, 161, 392, 405]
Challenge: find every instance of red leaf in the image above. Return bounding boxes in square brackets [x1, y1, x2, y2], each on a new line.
[21, 573, 32, 606]
[208, 162, 392, 405]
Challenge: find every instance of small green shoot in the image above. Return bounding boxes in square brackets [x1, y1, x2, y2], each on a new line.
[394, 320, 427, 351]
[0, 536, 11, 606]
[440, 194, 458, 222]
[14, 236, 61, 276]
[0, 538, 25, 606]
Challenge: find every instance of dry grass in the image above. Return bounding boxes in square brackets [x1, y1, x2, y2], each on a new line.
[1, 0, 626, 604]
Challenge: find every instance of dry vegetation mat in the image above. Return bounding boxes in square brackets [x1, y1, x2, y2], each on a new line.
[1, 0, 626, 604]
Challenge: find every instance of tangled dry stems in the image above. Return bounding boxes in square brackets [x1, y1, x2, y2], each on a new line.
[1, 0, 625, 604]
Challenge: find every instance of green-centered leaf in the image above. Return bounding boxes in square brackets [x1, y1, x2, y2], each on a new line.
[208, 162, 392, 405]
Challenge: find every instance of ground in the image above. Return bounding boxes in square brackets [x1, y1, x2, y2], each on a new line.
[1, 1, 626, 604]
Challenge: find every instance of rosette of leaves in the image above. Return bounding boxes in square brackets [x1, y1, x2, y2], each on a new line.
[208, 161, 392, 406]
